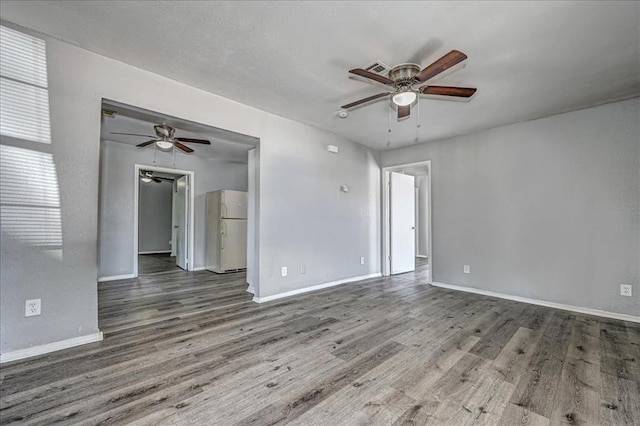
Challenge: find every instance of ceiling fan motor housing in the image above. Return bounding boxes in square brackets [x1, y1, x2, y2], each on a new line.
[388, 63, 421, 85]
[154, 124, 175, 139]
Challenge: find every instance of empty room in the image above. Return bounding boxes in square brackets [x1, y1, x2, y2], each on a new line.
[0, 1, 638, 425]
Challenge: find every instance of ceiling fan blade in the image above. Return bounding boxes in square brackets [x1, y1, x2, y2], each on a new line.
[398, 105, 410, 119]
[110, 132, 155, 138]
[174, 141, 194, 153]
[341, 92, 390, 109]
[419, 85, 477, 97]
[136, 140, 157, 148]
[348, 69, 395, 86]
[415, 50, 467, 83]
[153, 177, 162, 183]
[175, 137, 211, 144]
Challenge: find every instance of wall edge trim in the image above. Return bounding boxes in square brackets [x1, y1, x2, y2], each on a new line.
[1, 331, 104, 364]
[430, 282, 640, 323]
[253, 273, 382, 303]
[97, 274, 136, 282]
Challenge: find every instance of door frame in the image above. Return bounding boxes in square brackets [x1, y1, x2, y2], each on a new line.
[133, 163, 195, 277]
[382, 160, 432, 283]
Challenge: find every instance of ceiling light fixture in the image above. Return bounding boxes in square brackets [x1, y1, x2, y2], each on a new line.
[140, 176, 152, 183]
[155, 140, 173, 150]
[392, 90, 417, 107]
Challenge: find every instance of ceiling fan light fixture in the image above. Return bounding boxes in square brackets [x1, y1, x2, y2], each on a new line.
[392, 90, 417, 107]
[140, 176, 152, 183]
[155, 140, 173, 150]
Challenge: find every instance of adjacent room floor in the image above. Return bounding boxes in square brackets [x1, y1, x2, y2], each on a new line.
[137, 253, 181, 275]
[1, 263, 638, 425]
[98, 268, 253, 334]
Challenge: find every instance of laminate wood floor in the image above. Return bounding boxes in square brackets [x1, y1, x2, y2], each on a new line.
[1, 263, 638, 425]
[137, 253, 181, 275]
[98, 269, 253, 334]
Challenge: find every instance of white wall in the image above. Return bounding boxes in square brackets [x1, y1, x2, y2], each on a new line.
[99, 141, 247, 278]
[383, 98, 640, 317]
[0, 26, 381, 354]
[138, 178, 173, 253]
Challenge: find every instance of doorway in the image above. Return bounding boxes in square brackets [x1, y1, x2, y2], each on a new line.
[382, 160, 432, 282]
[134, 164, 195, 277]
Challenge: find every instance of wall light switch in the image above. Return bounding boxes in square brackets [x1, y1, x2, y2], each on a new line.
[621, 284, 632, 297]
[360, 257, 365, 265]
[300, 265, 306, 274]
[463, 265, 470, 274]
[281, 267, 288, 277]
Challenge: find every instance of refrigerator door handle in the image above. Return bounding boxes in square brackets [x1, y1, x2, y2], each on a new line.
[220, 220, 225, 250]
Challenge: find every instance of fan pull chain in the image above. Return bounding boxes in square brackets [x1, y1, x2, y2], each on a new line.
[415, 99, 421, 144]
[153, 145, 157, 165]
[387, 106, 392, 148]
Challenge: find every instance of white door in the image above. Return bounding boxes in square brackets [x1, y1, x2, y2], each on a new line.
[175, 175, 188, 270]
[390, 172, 416, 274]
[220, 219, 247, 271]
[221, 190, 247, 219]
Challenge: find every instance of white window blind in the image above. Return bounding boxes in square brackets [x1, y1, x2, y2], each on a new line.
[0, 26, 61, 249]
[0, 25, 51, 144]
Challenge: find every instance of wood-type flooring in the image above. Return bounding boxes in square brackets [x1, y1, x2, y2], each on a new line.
[1, 262, 638, 425]
[137, 253, 181, 276]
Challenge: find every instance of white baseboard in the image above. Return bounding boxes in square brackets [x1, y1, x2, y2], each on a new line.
[98, 274, 136, 282]
[0, 331, 104, 364]
[254, 273, 382, 303]
[247, 285, 256, 295]
[192, 266, 206, 271]
[431, 282, 640, 324]
[138, 250, 172, 255]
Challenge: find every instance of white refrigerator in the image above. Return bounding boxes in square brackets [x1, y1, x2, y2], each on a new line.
[205, 190, 247, 273]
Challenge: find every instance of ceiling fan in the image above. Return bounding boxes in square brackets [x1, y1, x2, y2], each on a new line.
[112, 123, 211, 153]
[139, 170, 173, 184]
[341, 50, 477, 120]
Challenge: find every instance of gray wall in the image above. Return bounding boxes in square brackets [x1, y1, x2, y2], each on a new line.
[257, 125, 381, 297]
[138, 179, 173, 253]
[416, 175, 429, 257]
[0, 26, 380, 354]
[383, 98, 640, 317]
[98, 140, 248, 278]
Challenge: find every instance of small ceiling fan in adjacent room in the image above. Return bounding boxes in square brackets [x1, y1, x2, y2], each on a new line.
[341, 50, 477, 120]
[112, 123, 211, 153]
[139, 170, 174, 184]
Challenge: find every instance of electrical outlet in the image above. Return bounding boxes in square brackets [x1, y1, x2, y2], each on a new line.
[360, 257, 365, 265]
[25, 299, 41, 317]
[463, 265, 470, 274]
[620, 285, 632, 297]
[300, 265, 306, 274]
[281, 267, 288, 277]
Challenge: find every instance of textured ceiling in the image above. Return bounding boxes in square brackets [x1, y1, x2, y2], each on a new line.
[2, 1, 639, 150]
[101, 100, 257, 163]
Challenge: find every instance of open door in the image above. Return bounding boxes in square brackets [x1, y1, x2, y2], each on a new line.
[175, 175, 188, 270]
[390, 172, 416, 274]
